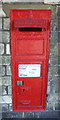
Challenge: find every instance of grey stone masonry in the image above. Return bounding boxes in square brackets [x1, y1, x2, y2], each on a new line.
[0, 43, 4, 54]
[3, 18, 10, 30]
[0, 18, 2, 29]
[2, 31, 10, 43]
[2, 56, 11, 65]
[6, 44, 10, 54]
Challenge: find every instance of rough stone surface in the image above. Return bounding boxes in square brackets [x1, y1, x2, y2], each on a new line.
[0, 18, 2, 29]
[8, 104, 12, 111]
[0, 31, 2, 42]
[6, 44, 10, 54]
[2, 0, 44, 3]
[2, 104, 8, 112]
[2, 86, 8, 95]
[6, 65, 11, 75]
[0, 43, 4, 55]
[2, 56, 11, 65]
[0, 3, 6, 17]
[3, 18, 10, 30]
[44, 0, 60, 4]
[0, 56, 2, 65]
[1, 76, 11, 85]
[8, 86, 12, 95]
[55, 103, 60, 110]
[2, 31, 10, 43]
[0, 65, 5, 76]
[1, 96, 12, 104]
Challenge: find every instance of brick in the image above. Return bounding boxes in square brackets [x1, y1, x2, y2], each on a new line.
[0, 66, 5, 76]
[3, 18, 10, 30]
[0, 56, 2, 65]
[6, 44, 10, 54]
[8, 86, 12, 95]
[6, 65, 11, 75]
[1, 76, 11, 85]
[2, 56, 11, 65]
[2, 31, 10, 43]
[0, 18, 2, 29]
[0, 43, 4, 55]
[1, 96, 12, 104]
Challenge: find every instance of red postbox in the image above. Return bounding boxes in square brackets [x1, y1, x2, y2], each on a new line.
[10, 9, 51, 111]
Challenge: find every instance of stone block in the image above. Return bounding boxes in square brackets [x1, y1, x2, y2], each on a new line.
[2, 0, 43, 3]
[0, 86, 2, 95]
[58, 56, 60, 64]
[2, 31, 10, 43]
[6, 44, 10, 54]
[1, 76, 11, 85]
[51, 19, 57, 31]
[46, 102, 54, 110]
[2, 103, 8, 112]
[1, 96, 12, 104]
[2, 56, 11, 65]
[8, 104, 12, 111]
[24, 112, 34, 118]
[47, 93, 58, 103]
[58, 31, 60, 42]
[0, 44, 4, 55]
[2, 86, 8, 95]
[0, 18, 2, 29]
[6, 65, 11, 75]
[55, 103, 60, 110]
[50, 31, 58, 45]
[0, 3, 6, 17]
[3, 18, 10, 30]
[0, 56, 2, 65]
[58, 19, 60, 31]
[0, 66, 5, 76]
[8, 86, 12, 95]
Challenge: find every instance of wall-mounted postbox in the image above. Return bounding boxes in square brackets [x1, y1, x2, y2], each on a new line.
[10, 9, 51, 111]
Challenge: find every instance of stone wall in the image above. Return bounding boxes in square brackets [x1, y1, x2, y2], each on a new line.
[0, 1, 59, 118]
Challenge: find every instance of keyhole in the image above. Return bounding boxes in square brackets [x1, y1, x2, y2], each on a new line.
[23, 89, 25, 92]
